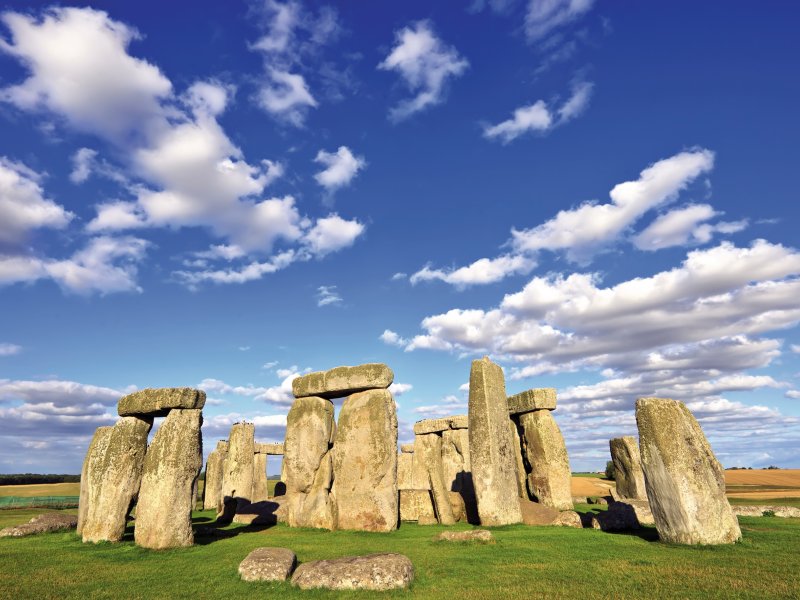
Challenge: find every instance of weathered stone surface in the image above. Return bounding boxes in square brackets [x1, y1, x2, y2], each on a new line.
[118, 387, 205, 417]
[82, 416, 152, 543]
[732, 505, 800, 518]
[413, 418, 451, 435]
[636, 397, 741, 545]
[291, 553, 414, 591]
[519, 410, 573, 511]
[202, 441, 228, 511]
[135, 408, 203, 549]
[449, 491, 467, 522]
[468, 357, 523, 526]
[417, 433, 455, 525]
[78, 426, 112, 536]
[553, 510, 583, 528]
[409, 438, 431, 490]
[610, 436, 647, 500]
[0, 512, 78, 538]
[220, 422, 255, 520]
[397, 451, 413, 490]
[572, 496, 589, 504]
[232, 498, 284, 525]
[434, 530, 493, 543]
[284, 396, 335, 529]
[292, 364, 393, 399]
[519, 498, 560, 525]
[332, 389, 398, 532]
[448, 414, 469, 430]
[400, 443, 415, 453]
[441, 428, 470, 492]
[252, 453, 269, 503]
[612, 499, 655, 526]
[507, 388, 556, 415]
[586, 502, 641, 531]
[239, 547, 296, 582]
[255, 442, 284, 455]
[399, 489, 436, 522]
[509, 420, 527, 498]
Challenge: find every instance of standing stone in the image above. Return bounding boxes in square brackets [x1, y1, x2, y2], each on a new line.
[609, 436, 647, 500]
[331, 389, 398, 532]
[77, 426, 113, 536]
[135, 409, 203, 549]
[636, 398, 741, 545]
[221, 422, 255, 519]
[518, 410, 573, 511]
[416, 433, 455, 525]
[468, 357, 522, 526]
[253, 453, 269, 503]
[292, 364, 394, 399]
[284, 396, 335, 529]
[397, 448, 414, 490]
[441, 428, 470, 492]
[399, 490, 437, 522]
[82, 417, 152, 543]
[202, 441, 228, 511]
[509, 420, 528, 498]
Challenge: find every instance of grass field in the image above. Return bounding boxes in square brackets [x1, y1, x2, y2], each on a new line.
[0, 482, 81, 497]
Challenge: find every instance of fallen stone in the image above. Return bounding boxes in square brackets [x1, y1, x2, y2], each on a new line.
[292, 364, 393, 399]
[82, 416, 152, 543]
[636, 397, 741, 545]
[135, 408, 203, 549]
[612, 499, 655, 525]
[291, 553, 414, 591]
[117, 387, 205, 417]
[255, 442, 284, 455]
[519, 498, 560, 526]
[572, 496, 589, 504]
[586, 502, 641, 532]
[239, 547, 297, 582]
[468, 357, 522, 526]
[220, 422, 255, 520]
[416, 433, 455, 525]
[399, 489, 436, 522]
[609, 436, 647, 500]
[332, 389, 398, 532]
[507, 388, 556, 415]
[252, 452, 269, 503]
[434, 530, 493, 543]
[0, 513, 78, 538]
[413, 418, 451, 435]
[202, 440, 228, 511]
[518, 410, 573, 511]
[732, 505, 800, 518]
[553, 510, 583, 528]
[77, 426, 112, 536]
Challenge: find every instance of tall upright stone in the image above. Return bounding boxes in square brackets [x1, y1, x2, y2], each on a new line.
[221, 422, 255, 518]
[77, 426, 113, 536]
[441, 428, 470, 493]
[284, 396, 335, 529]
[202, 441, 228, 511]
[135, 408, 203, 549]
[81, 416, 152, 543]
[416, 433, 455, 525]
[636, 398, 741, 545]
[252, 452, 269, 503]
[332, 389, 398, 532]
[609, 436, 647, 500]
[518, 410, 573, 510]
[467, 357, 522, 526]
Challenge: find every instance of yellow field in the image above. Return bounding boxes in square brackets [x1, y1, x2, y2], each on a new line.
[0, 482, 81, 497]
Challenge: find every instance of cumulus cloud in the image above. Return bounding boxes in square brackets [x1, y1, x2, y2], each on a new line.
[257, 68, 317, 126]
[198, 374, 297, 406]
[411, 394, 466, 417]
[378, 21, 469, 121]
[380, 329, 408, 348]
[316, 285, 342, 307]
[302, 214, 365, 257]
[410, 255, 535, 288]
[389, 382, 413, 397]
[634, 204, 747, 251]
[313, 146, 366, 192]
[525, 0, 595, 42]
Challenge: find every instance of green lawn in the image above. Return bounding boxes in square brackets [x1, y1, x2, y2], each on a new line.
[1, 508, 798, 599]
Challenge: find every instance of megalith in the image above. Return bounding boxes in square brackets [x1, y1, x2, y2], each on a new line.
[221, 422, 255, 519]
[77, 426, 113, 536]
[416, 432, 455, 525]
[118, 387, 205, 417]
[609, 436, 647, 500]
[509, 420, 527, 498]
[518, 410, 573, 510]
[331, 388, 398, 532]
[284, 396, 335, 529]
[202, 440, 228, 511]
[81, 416, 152, 543]
[135, 408, 203, 549]
[467, 357, 522, 525]
[253, 452, 269, 503]
[636, 397, 741, 545]
[292, 364, 393, 400]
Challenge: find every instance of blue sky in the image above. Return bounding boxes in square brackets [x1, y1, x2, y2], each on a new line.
[1, 1, 798, 474]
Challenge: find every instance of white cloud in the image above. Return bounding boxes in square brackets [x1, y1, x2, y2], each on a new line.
[786, 390, 800, 399]
[313, 146, 366, 192]
[380, 329, 408, 348]
[257, 68, 317, 126]
[262, 361, 279, 370]
[172, 250, 297, 288]
[69, 147, 96, 183]
[378, 21, 469, 121]
[389, 382, 413, 397]
[410, 254, 535, 288]
[525, 0, 595, 42]
[557, 80, 594, 121]
[86, 201, 147, 232]
[634, 204, 747, 251]
[302, 214, 365, 257]
[792, 345, 800, 354]
[198, 374, 297, 406]
[391, 272, 407, 281]
[317, 285, 342, 307]
[0, 343, 21, 356]
[411, 394, 466, 417]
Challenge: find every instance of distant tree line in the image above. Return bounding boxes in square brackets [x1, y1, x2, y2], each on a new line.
[725, 466, 781, 470]
[0, 473, 80, 485]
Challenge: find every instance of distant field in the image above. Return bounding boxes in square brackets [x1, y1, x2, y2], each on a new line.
[0, 483, 80, 497]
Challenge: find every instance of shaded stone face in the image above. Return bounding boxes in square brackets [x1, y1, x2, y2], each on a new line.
[221, 422, 255, 517]
[134, 408, 203, 549]
[467, 357, 522, 526]
[416, 433, 455, 525]
[507, 388, 556, 415]
[291, 553, 414, 591]
[202, 443, 228, 511]
[518, 410, 573, 511]
[609, 436, 647, 500]
[78, 426, 112, 536]
[292, 363, 393, 399]
[331, 389, 398, 532]
[117, 387, 205, 417]
[509, 420, 528, 498]
[81, 416, 152, 543]
[252, 453, 269, 503]
[636, 397, 741, 545]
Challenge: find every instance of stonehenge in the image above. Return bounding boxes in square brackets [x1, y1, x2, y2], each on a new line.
[202, 440, 228, 511]
[609, 436, 647, 500]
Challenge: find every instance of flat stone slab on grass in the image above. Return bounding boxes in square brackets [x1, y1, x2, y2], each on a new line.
[291, 553, 414, 591]
[733, 505, 800, 518]
[0, 513, 77, 538]
[292, 364, 393, 399]
[434, 530, 494, 543]
[117, 387, 205, 417]
[507, 388, 556, 414]
[239, 547, 297, 582]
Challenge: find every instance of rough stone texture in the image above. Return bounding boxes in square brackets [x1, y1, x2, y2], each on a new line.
[291, 553, 414, 591]
[468, 357, 523, 526]
[77, 426, 112, 536]
[135, 408, 203, 549]
[507, 388, 557, 415]
[252, 453, 269, 503]
[118, 387, 205, 417]
[509, 420, 528, 498]
[448, 414, 469, 430]
[586, 502, 641, 531]
[519, 410, 573, 511]
[416, 433, 455, 525]
[397, 451, 413, 490]
[220, 422, 255, 520]
[202, 441, 228, 511]
[331, 389, 398, 532]
[519, 499, 560, 525]
[409, 439, 431, 490]
[399, 489, 436, 522]
[572, 496, 589, 504]
[413, 418, 451, 435]
[284, 396, 335, 529]
[0, 512, 78, 538]
[553, 510, 583, 528]
[732, 505, 800, 518]
[636, 397, 741, 545]
[612, 499, 655, 525]
[232, 498, 284, 526]
[434, 530, 494, 543]
[255, 442, 284, 455]
[441, 428, 470, 492]
[400, 443, 414, 453]
[292, 364, 393, 400]
[239, 547, 297, 582]
[82, 416, 152, 543]
[610, 436, 647, 500]
[449, 491, 467, 522]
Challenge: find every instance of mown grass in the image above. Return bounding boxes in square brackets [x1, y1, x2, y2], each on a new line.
[1, 508, 798, 600]
[0, 482, 81, 497]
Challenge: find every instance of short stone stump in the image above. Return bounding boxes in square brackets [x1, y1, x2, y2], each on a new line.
[291, 553, 414, 591]
[238, 547, 297, 582]
[0, 512, 77, 538]
[434, 530, 494, 543]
